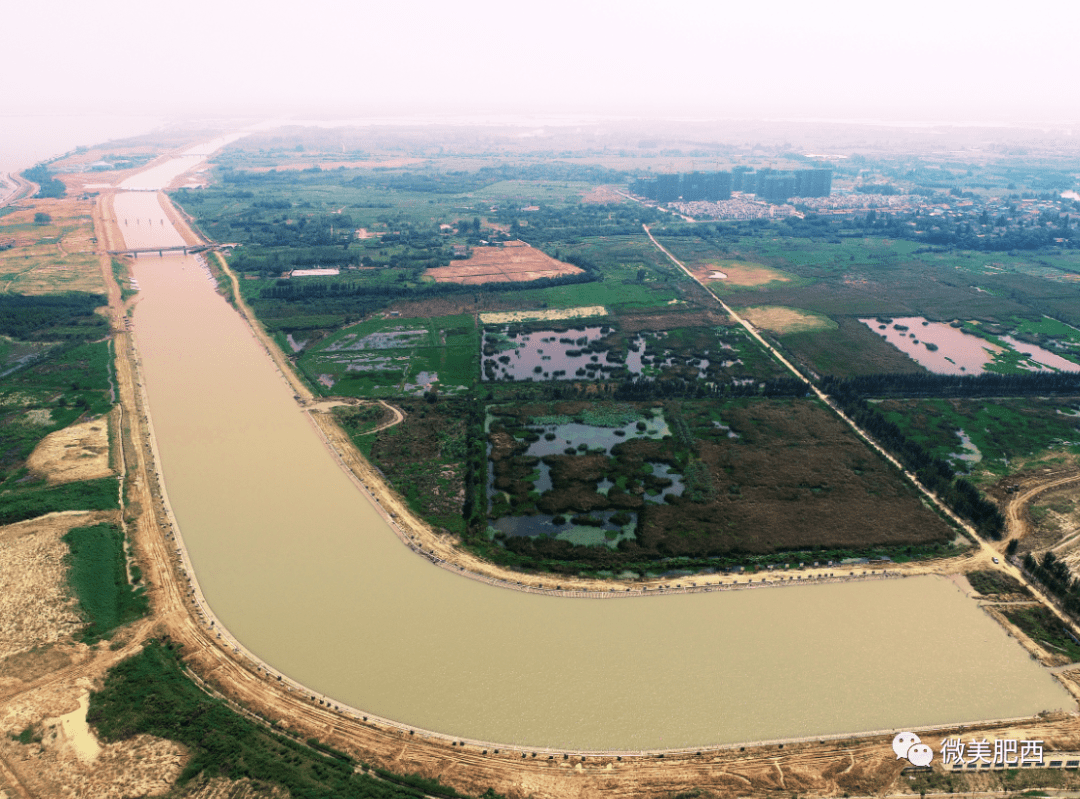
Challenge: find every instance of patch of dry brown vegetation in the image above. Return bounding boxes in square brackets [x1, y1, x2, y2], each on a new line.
[692, 261, 792, 287]
[617, 309, 732, 333]
[0, 196, 103, 294]
[735, 305, 836, 334]
[636, 400, 951, 556]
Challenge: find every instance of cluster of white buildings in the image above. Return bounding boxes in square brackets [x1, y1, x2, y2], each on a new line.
[671, 197, 800, 221]
[793, 193, 914, 213]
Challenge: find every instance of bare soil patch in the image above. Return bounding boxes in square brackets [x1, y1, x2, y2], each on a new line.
[1, 703, 186, 799]
[580, 185, 625, 204]
[426, 241, 582, 284]
[735, 305, 837, 335]
[27, 417, 113, 485]
[0, 644, 74, 686]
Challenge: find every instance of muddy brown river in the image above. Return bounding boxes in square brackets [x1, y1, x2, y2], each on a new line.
[114, 188, 1073, 751]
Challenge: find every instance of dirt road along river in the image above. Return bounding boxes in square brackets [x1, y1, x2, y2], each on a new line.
[107, 181, 1073, 753]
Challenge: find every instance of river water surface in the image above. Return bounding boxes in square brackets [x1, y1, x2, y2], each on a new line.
[115, 188, 1073, 751]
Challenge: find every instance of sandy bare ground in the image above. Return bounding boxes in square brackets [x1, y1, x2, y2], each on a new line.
[0, 513, 99, 664]
[26, 417, 113, 486]
[1004, 467, 1080, 545]
[426, 241, 582, 284]
[0, 505, 178, 799]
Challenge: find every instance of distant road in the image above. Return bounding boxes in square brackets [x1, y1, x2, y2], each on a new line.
[0, 172, 34, 207]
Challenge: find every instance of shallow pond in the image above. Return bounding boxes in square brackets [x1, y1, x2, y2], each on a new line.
[860, 317, 1001, 374]
[482, 326, 611, 381]
[491, 510, 636, 548]
[999, 335, 1080, 372]
[523, 415, 670, 458]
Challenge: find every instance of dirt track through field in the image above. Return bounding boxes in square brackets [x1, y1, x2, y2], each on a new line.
[1008, 469, 1080, 543]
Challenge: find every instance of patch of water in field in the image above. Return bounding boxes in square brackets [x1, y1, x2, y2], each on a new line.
[950, 430, 982, 469]
[491, 510, 635, 547]
[523, 418, 668, 458]
[999, 335, 1080, 372]
[860, 317, 1001, 374]
[482, 326, 612, 381]
[625, 333, 719, 380]
[644, 461, 685, 500]
[118, 187, 1074, 750]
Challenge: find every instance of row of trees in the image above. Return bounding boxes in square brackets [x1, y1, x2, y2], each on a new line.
[1024, 551, 1080, 618]
[822, 371, 1080, 399]
[831, 391, 1005, 539]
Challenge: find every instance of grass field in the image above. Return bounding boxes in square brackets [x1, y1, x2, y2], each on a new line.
[62, 523, 146, 642]
[340, 399, 474, 535]
[297, 314, 478, 397]
[879, 398, 1080, 479]
[0, 333, 118, 526]
[487, 279, 679, 312]
[0, 341, 114, 475]
[645, 229, 1080, 330]
[1011, 315, 1080, 343]
[966, 569, 1029, 596]
[472, 180, 597, 204]
[1003, 605, 1080, 661]
[0, 477, 119, 527]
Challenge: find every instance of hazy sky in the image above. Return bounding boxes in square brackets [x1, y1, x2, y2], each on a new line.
[9, 0, 1079, 122]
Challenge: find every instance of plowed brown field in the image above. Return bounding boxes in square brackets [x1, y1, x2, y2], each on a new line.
[426, 241, 582, 284]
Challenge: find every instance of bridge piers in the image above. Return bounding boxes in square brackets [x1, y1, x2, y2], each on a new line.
[107, 244, 209, 258]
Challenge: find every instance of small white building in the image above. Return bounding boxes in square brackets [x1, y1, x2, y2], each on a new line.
[290, 268, 340, 278]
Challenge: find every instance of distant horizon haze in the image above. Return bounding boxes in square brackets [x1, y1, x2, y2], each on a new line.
[7, 0, 1079, 126]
